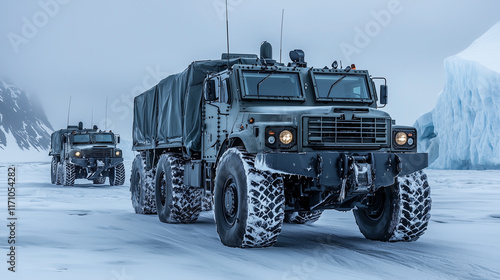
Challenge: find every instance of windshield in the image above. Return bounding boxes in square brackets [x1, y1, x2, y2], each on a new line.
[94, 134, 114, 143]
[73, 134, 90, 144]
[313, 74, 370, 101]
[242, 71, 302, 99]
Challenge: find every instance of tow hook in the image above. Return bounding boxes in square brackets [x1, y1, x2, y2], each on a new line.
[395, 155, 403, 173]
[339, 154, 351, 202]
[316, 154, 323, 180]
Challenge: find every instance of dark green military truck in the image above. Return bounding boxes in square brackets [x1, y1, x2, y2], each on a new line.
[49, 122, 125, 186]
[130, 42, 431, 248]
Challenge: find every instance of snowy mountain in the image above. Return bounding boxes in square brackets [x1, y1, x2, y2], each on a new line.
[0, 79, 53, 162]
[415, 22, 500, 169]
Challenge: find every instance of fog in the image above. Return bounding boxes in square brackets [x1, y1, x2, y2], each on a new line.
[1, 0, 500, 139]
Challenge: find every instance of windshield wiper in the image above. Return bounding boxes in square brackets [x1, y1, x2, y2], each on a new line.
[256, 70, 276, 96]
[326, 74, 347, 98]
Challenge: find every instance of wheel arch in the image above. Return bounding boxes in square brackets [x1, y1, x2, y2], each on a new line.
[217, 137, 246, 166]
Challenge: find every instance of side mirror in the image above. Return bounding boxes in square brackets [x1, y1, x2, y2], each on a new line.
[116, 135, 121, 144]
[204, 80, 217, 102]
[380, 85, 388, 105]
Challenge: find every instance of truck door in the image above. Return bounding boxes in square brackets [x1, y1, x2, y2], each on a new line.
[202, 74, 231, 162]
[62, 134, 68, 160]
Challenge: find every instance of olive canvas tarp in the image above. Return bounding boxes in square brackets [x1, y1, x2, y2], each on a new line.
[49, 127, 80, 155]
[49, 131, 63, 155]
[132, 58, 255, 154]
[132, 87, 157, 147]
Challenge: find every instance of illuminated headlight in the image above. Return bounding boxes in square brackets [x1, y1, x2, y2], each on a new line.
[279, 130, 293, 145]
[115, 150, 121, 157]
[74, 151, 81, 157]
[267, 136, 276, 145]
[395, 132, 408, 146]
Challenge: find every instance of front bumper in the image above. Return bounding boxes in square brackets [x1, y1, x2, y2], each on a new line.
[71, 157, 123, 169]
[71, 157, 123, 180]
[255, 152, 428, 188]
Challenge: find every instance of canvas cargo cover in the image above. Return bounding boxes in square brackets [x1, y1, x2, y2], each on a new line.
[133, 58, 256, 154]
[49, 127, 79, 155]
[132, 87, 157, 147]
[50, 131, 63, 155]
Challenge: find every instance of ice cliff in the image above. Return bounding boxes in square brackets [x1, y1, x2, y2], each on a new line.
[415, 22, 500, 169]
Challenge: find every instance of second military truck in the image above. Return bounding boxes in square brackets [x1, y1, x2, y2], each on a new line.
[130, 42, 431, 248]
[50, 122, 125, 186]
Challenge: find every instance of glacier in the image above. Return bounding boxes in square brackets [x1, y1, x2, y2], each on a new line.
[415, 22, 500, 169]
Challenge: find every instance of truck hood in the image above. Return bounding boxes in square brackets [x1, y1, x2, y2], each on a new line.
[243, 106, 391, 122]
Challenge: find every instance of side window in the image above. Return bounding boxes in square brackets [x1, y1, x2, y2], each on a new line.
[220, 78, 230, 103]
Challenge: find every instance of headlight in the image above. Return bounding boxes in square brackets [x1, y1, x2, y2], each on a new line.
[74, 151, 81, 157]
[395, 132, 408, 146]
[279, 130, 293, 145]
[115, 150, 121, 157]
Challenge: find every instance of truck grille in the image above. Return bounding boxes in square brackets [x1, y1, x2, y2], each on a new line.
[84, 148, 113, 158]
[304, 116, 388, 146]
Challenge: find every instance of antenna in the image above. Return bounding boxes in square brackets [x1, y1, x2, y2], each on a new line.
[105, 97, 108, 131]
[91, 108, 94, 127]
[280, 9, 285, 63]
[225, 0, 230, 68]
[66, 96, 72, 127]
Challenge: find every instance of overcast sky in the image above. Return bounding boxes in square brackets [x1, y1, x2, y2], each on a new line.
[1, 0, 500, 139]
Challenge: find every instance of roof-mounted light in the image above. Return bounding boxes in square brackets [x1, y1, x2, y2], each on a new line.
[289, 49, 307, 67]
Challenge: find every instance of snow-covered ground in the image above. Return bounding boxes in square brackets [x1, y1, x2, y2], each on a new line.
[0, 162, 499, 280]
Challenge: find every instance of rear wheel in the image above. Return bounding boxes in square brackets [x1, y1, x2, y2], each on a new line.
[130, 155, 156, 214]
[51, 157, 58, 184]
[214, 148, 285, 248]
[109, 162, 125, 186]
[284, 210, 323, 224]
[56, 162, 63, 185]
[353, 170, 431, 242]
[155, 154, 202, 223]
[201, 192, 213, 211]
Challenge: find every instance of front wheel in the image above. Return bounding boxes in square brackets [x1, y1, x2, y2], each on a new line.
[62, 160, 75, 186]
[109, 162, 125, 186]
[214, 148, 285, 248]
[353, 170, 431, 242]
[130, 155, 156, 214]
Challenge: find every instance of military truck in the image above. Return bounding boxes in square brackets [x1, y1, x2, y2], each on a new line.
[130, 42, 431, 248]
[49, 122, 125, 186]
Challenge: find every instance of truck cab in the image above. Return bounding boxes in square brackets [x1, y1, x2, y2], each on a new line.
[130, 42, 431, 248]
